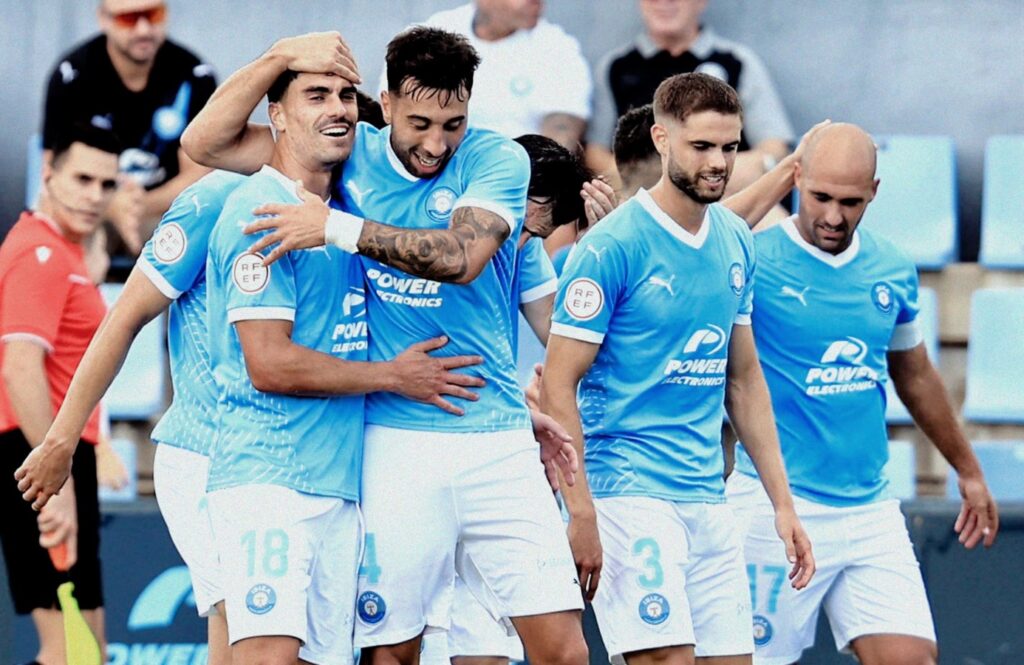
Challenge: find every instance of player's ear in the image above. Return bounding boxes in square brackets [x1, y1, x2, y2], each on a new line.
[268, 102, 286, 133]
[380, 91, 393, 125]
[869, 177, 880, 201]
[650, 122, 669, 158]
[793, 160, 804, 191]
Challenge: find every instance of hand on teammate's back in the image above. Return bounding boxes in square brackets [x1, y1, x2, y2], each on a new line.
[14, 439, 75, 511]
[272, 31, 361, 83]
[246, 181, 330, 265]
[529, 408, 578, 491]
[389, 335, 485, 416]
[524, 363, 543, 411]
[955, 474, 999, 548]
[774, 507, 815, 590]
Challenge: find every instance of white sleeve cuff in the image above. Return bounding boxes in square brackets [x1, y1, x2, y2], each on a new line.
[520, 278, 558, 304]
[550, 322, 605, 344]
[138, 258, 183, 299]
[1, 332, 54, 353]
[734, 313, 752, 326]
[227, 307, 296, 323]
[453, 198, 516, 232]
[889, 319, 923, 351]
[326, 209, 365, 254]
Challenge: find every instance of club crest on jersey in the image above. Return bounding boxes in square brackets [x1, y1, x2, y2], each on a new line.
[564, 278, 604, 321]
[729, 263, 745, 296]
[872, 282, 894, 313]
[426, 187, 457, 222]
[510, 75, 534, 97]
[358, 591, 386, 624]
[638, 593, 670, 625]
[753, 615, 773, 646]
[245, 584, 276, 615]
[232, 252, 270, 294]
[153, 222, 187, 264]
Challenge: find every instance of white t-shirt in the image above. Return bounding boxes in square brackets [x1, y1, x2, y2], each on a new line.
[381, 3, 592, 138]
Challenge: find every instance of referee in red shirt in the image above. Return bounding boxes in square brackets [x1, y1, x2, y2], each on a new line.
[0, 124, 121, 665]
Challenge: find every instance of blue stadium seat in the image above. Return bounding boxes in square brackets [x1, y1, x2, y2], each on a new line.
[963, 288, 1024, 423]
[100, 283, 168, 420]
[25, 133, 43, 209]
[883, 440, 916, 500]
[979, 135, 1024, 268]
[885, 287, 939, 424]
[860, 136, 958, 269]
[945, 441, 1024, 502]
[97, 437, 138, 503]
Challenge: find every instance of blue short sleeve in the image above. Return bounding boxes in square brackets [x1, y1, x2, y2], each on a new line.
[550, 232, 628, 345]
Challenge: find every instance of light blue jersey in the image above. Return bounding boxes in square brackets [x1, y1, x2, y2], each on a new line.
[336, 123, 531, 432]
[735, 217, 921, 507]
[551, 189, 755, 502]
[206, 166, 366, 500]
[513, 236, 558, 384]
[140, 170, 245, 455]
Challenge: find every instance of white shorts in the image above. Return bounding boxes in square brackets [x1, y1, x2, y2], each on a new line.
[727, 472, 936, 665]
[209, 484, 361, 665]
[592, 496, 753, 663]
[418, 575, 525, 662]
[355, 426, 583, 648]
[153, 444, 221, 617]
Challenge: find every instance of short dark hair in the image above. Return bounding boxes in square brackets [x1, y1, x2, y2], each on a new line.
[51, 122, 123, 167]
[267, 70, 300, 104]
[514, 134, 590, 230]
[653, 72, 742, 125]
[613, 104, 657, 171]
[385, 27, 480, 104]
[356, 89, 386, 129]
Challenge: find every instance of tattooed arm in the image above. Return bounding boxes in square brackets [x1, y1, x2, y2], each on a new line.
[355, 207, 510, 284]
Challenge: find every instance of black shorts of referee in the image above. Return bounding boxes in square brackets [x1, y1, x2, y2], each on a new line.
[0, 429, 103, 614]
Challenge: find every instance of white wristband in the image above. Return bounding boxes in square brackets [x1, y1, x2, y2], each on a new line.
[325, 209, 365, 254]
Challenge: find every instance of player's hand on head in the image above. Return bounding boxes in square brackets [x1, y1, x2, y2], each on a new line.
[529, 408, 578, 491]
[567, 516, 602, 601]
[774, 507, 815, 590]
[247, 181, 329, 265]
[14, 439, 75, 511]
[273, 31, 361, 83]
[955, 474, 999, 549]
[581, 178, 618, 227]
[792, 119, 832, 163]
[391, 336, 486, 416]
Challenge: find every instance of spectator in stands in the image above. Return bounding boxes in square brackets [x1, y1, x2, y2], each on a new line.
[589, 0, 794, 191]
[42, 0, 216, 270]
[407, 0, 592, 152]
[0, 123, 122, 665]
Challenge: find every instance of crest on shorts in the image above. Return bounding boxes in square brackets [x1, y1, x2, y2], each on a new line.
[729, 262, 745, 296]
[871, 281, 894, 313]
[358, 591, 387, 624]
[426, 187, 457, 222]
[638, 593, 670, 625]
[753, 614, 774, 646]
[245, 583, 276, 615]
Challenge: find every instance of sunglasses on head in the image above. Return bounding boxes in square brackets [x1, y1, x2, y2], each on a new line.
[106, 4, 166, 28]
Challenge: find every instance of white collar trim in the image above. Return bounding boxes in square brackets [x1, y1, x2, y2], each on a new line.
[781, 216, 861, 268]
[636, 188, 710, 249]
[384, 129, 419, 182]
[258, 165, 331, 205]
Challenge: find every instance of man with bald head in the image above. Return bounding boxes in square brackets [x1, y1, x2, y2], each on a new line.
[42, 0, 215, 273]
[727, 123, 999, 665]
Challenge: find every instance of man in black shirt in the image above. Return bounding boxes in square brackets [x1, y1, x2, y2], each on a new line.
[42, 0, 215, 267]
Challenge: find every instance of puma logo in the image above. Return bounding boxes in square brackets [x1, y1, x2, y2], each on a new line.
[345, 181, 373, 207]
[191, 194, 207, 216]
[586, 245, 606, 262]
[781, 285, 809, 306]
[648, 274, 676, 296]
